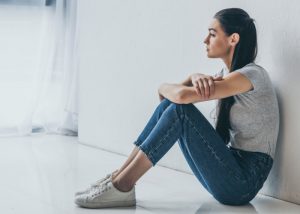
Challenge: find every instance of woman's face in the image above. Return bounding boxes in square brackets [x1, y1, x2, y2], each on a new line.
[204, 19, 231, 58]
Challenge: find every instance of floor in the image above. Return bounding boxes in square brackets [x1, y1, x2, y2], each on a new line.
[0, 134, 299, 214]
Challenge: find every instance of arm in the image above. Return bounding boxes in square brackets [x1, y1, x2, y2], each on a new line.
[159, 72, 220, 102]
[159, 71, 253, 104]
[180, 73, 208, 86]
[158, 83, 187, 103]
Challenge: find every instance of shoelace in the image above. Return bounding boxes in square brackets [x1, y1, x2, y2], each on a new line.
[93, 174, 110, 186]
[93, 169, 117, 187]
[91, 179, 112, 197]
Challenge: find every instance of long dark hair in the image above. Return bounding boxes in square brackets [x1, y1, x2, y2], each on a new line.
[214, 8, 258, 144]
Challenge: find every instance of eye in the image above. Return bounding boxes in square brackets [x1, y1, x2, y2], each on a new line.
[209, 33, 216, 37]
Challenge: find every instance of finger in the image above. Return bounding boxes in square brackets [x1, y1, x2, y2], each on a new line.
[194, 82, 201, 95]
[193, 83, 199, 95]
[192, 81, 201, 95]
[208, 77, 215, 95]
[194, 80, 202, 96]
[198, 79, 205, 98]
[194, 86, 200, 96]
[195, 84, 202, 96]
[202, 78, 210, 99]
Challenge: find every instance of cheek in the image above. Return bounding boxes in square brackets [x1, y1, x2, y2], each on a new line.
[212, 39, 228, 53]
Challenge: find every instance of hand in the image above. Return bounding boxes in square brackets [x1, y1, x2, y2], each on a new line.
[190, 73, 223, 99]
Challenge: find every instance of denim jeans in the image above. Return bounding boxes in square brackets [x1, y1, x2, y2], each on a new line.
[134, 99, 273, 205]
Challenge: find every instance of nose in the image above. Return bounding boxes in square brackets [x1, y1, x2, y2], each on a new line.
[203, 35, 209, 44]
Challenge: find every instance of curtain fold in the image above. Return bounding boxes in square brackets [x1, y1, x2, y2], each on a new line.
[0, 0, 78, 137]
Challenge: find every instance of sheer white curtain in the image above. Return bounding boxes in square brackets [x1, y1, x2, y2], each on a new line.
[0, 0, 78, 137]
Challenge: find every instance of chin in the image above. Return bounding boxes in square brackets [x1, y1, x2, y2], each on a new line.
[207, 53, 217, 58]
[206, 51, 215, 58]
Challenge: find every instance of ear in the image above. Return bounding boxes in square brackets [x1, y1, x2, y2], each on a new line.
[229, 33, 240, 47]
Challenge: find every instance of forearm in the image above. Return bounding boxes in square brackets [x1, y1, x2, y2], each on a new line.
[158, 83, 186, 103]
[158, 82, 212, 104]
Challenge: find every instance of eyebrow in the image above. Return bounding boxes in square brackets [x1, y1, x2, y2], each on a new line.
[208, 28, 217, 33]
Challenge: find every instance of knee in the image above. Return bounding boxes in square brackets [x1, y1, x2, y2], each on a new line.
[169, 102, 195, 110]
[169, 102, 198, 117]
[158, 99, 172, 110]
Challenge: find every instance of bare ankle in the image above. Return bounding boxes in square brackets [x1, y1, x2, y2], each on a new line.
[112, 179, 134, 192]
[112, 170, 118, 179]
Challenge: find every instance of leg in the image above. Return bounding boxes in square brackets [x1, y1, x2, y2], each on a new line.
[113, 99, 173, 179]
[113, 102, 251, 205]
[112, 146, 139, 179]
[175, 104, 251, 205]
[177, 136, 211, 192]
[113, 101, 185, 191]
[113, 150, 152, 192]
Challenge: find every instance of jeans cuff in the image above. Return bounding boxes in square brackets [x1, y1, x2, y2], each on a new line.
[138, 145, 156, 167]
[133, 139, 143, 147]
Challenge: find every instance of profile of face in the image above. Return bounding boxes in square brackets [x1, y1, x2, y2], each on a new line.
[203, 19, 239, 59]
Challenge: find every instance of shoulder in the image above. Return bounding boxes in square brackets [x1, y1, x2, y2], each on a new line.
[233, 63, 269, 93]
[236, 63, 268, 78]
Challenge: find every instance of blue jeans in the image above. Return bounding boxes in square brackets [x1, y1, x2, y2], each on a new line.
[134, 99, 273, 205]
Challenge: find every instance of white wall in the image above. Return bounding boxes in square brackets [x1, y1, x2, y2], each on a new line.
[78, 0, 300, 204]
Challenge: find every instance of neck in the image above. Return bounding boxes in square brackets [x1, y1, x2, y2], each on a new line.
[222, 47, 235, 71]
[223, 57, 231, 71]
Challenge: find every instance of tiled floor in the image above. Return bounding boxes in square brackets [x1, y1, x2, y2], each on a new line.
[0, 134, 300, 213]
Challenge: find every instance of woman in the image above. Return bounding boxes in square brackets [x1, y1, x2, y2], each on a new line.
[75, 8, 279, 208]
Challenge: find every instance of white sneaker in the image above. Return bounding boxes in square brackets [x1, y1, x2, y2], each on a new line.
[75, 170, 118, 196]
[74, 179, 136, 208]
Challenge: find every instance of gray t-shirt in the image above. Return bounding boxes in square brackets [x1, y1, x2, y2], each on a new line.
[216, 63, 279, 159]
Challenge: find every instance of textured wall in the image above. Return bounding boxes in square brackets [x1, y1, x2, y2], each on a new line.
[78, 0, 300, 204]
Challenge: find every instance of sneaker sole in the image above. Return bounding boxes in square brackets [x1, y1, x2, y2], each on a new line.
[75, 199, 136, 209]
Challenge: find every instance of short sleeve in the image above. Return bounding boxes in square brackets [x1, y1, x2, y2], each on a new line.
[235, 64, 266, 93]
[214, 68, 225, 78]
